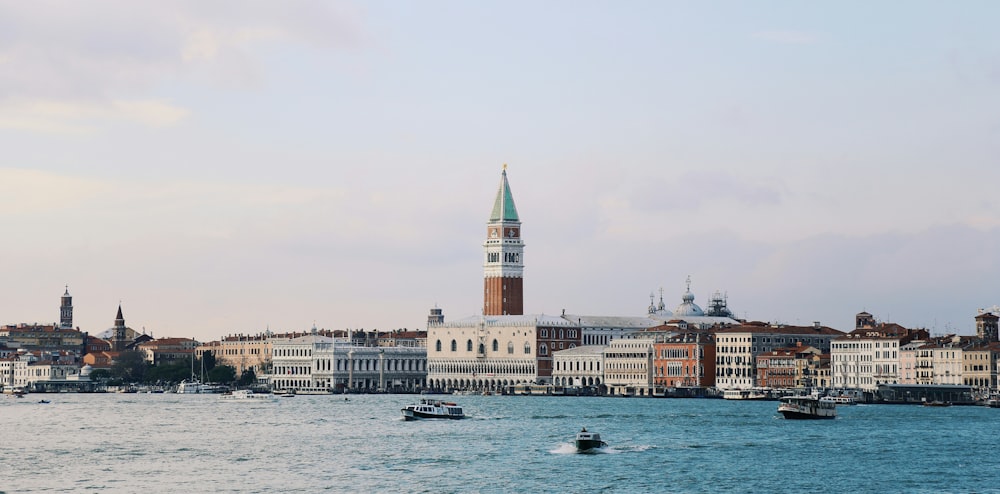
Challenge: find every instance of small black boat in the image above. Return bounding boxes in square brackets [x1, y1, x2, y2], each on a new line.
[574, 428, 608, 453]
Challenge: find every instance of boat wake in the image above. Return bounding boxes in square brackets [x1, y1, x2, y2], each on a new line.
[549, 443, 629, 455]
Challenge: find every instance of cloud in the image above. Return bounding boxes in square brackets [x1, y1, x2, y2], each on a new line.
[0, 1, 367, 132]
[752, 30, 819, 45]
[627, 170, 784, 214]
[0, 99, 190, 133]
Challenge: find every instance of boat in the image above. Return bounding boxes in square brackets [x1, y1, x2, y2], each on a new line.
[723, 389, 771, 400]
[400, 398, 465, 420]
[985, 398, 1000, 408]
[922, 400, 951, 407]
[176, 380, 226, 394]
[778, 396, 837, 420]
[38, 399, 50, 404]
[219, 390, 276, 402]
[277, 390, 296, 398]
[574, 428, 608, 453]
[820, 395, 857, 405]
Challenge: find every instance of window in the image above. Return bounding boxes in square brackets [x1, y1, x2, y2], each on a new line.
[540, 344, 548, 356]
[451, 340, 457, 352]
[435, 340, 441, 352]
[479, 343, 485, 354]
[524, 342, 531, 354]
[467, 339, 473, 352]
[508, 342, 514, 354]
[492, 339, 499, 352]
[541, 329, 548, 338]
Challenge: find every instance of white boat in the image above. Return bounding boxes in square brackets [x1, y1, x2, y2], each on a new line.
[176, 380, 225, 394]
[778, 396, 837, 420]
[820, 395, 857, 405]
[723, 389, 770, 400]
[574, 428, 608, 453]
[401, 399, 465, 420]
[219, 390, 276, 402]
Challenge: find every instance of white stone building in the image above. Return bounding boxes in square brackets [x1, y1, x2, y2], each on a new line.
[830, 321, 928, 391]
[551, 345, 606, 389]
[603, 337, 654, 396]
[426, 314, 579, 391]
[716, 322, 844, 390]
[269, 329, 426, 392]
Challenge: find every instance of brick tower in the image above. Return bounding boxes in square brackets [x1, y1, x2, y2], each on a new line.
[483, 165, 524, 315]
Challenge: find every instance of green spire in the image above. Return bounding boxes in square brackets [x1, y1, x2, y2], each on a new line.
[489, 166, 519, 222]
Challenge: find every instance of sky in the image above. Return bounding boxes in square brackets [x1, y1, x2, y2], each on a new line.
[2, 1, 999, 341]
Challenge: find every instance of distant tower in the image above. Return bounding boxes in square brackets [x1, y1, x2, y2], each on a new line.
[856, 311, 875, 330]
[975, 311, 999, 342]
[483, 165, 524, 316]
[427, 306, 444, 326]
[60, 285, 73, 329]
[113, 304, 128, 351]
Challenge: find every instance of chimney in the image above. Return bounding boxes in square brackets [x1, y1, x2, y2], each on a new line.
[813, 321, 821, 329]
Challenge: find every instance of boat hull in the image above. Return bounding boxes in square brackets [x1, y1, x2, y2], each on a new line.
[401, 409, 465, 421]
[780, 410, 836, 420]
[574, 439, 606, 452]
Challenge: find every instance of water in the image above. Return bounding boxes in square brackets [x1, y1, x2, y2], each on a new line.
[2, 393, 998, 493]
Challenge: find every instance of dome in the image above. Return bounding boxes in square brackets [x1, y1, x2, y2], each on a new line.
[80, 364, 93, 377]
[674, 289, 704, 317]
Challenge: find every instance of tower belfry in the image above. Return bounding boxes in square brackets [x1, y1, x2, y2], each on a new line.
[483, 165, 524, 315]
[60, 285, 73, 329]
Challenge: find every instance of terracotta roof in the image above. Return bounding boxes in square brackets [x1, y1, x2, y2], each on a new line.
[716, 323, 844, 336]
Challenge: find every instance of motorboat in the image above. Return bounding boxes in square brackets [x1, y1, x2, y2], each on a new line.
[778, 396, 837, 419]
[219, 390, 276, 402]
[574, 428, 608, 453]
[922, 400, 951, 407]
[401, 399, 465, 420]
[820, 395, 857, 405]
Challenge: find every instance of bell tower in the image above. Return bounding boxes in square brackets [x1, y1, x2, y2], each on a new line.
[483, 165, 524, 315]
[113, 304, 128, 351]
[60, 285, 73, 329]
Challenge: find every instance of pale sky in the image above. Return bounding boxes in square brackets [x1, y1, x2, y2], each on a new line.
[2, 1, 998, 341]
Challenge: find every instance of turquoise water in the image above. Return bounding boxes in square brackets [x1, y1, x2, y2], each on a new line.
[2, 393, 997, 493]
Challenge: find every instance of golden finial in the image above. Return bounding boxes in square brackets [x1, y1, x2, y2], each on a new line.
[502, 163, 507, 170]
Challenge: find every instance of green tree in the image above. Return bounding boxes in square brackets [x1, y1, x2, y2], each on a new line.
[201, 351, 216, 371]
[89, 368, 111, 381]
[111, 350, 148, 383]
[238, 368, 257, 387]
[207, 365, 236, 384]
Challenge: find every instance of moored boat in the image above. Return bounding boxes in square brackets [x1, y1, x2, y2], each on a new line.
[401, 398, 465, 420]
[219, 390, 276, 402]
[922, 400, 951, 407]
[820, 395, 857, 405]
[778, 396, 837, 419]
[574, 428, 608, 453]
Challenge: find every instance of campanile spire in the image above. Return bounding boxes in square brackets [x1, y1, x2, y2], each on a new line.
[483, 165, 524, 315]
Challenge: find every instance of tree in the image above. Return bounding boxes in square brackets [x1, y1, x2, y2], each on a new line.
[238, 368, 257, 387]
[201, 351, 216, 371]
[89, 369, 111, 381]
[207, 365, 236, 384]
[111, 350, 148, 383]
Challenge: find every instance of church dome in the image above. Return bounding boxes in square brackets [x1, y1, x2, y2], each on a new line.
[674, 278, 705, 317]
[80, 364, 93, 377]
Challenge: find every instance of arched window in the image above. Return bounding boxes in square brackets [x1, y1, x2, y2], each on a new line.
[492, 339, 499, 352]
[436, 340, 442, 352]
[479, 343, 485, 354]
[524, 342, 531, 355]
[467, 339, 473, 352]
[540, 344, 548, 356]
[451, 340, 457, 352]
[507, 342, 514, 354]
